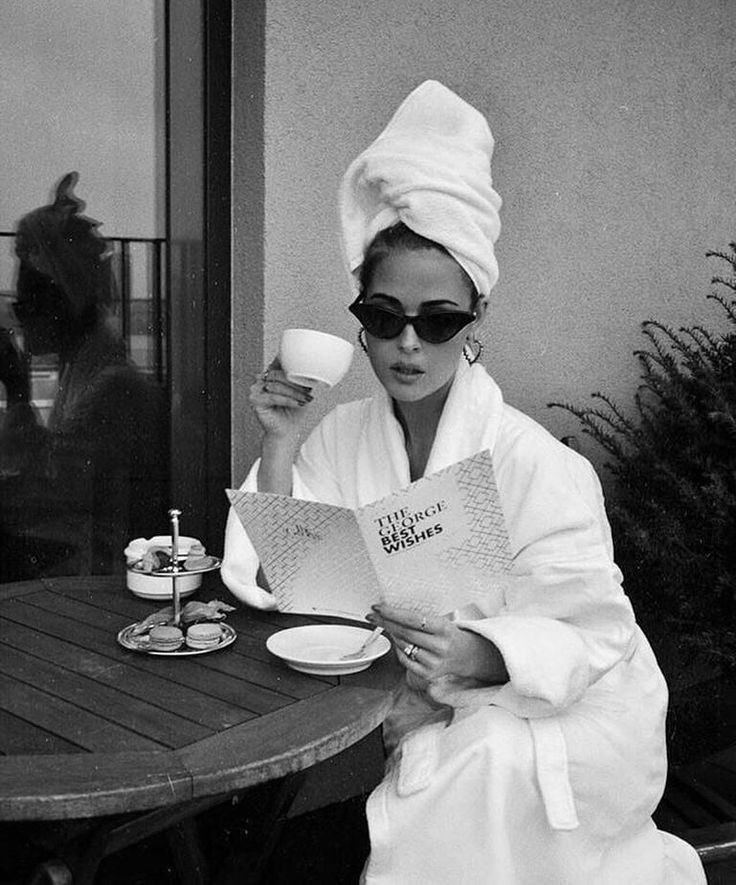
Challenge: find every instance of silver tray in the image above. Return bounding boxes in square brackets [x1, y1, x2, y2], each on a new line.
[117, 621, 236, 656]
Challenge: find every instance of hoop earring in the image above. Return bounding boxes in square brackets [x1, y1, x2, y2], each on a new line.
[358, 328, 368, 354]
[463, 336, 484, 365]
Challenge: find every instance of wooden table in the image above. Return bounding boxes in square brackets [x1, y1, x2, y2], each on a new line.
[0, 576, 399, 882]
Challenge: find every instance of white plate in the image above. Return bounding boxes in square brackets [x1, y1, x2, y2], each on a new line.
[117, 622, 237, 656]
[266, 625, 391, 675]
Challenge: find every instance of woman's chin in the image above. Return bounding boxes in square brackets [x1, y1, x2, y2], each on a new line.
[387, 374, 455, 406]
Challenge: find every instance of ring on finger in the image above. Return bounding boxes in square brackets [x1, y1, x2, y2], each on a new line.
[403, 643, 418, 661]
[420, 617, 427, 631]
[261, 369, 270, 383]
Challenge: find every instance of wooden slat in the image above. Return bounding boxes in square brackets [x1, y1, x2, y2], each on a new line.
[0, 672, 163, 753]
[0, 619, 257, 731]
[46, 578, 188, 616]
[0, 580, 45, 602]
[244, 606, 335, 629]
[16, 585, 339, 693]
[178, 638, 336, 698]
[115, 649, 310, 717]
[43, 578, 342, 683]
[227, 616, 289, 645]
[215, 627, 286, 665]
[0, 644, 213, 749]
[20, 587, 132, 633]
[0, 683, 394, 820]
[0, 612, 262, 728]
[0, 578, 397, 822]
[78, 583, 339, 676]
[179, 683, 394, 797]
[1, 601, 310, 716]
[0, 750, 192, 820]
[43, 577, 234, 629]
[11, 588, 334, 697]
[0, 709, 82, 755]
[42, 576, 123, 594]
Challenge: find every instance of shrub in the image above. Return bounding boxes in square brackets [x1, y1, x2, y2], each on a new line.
[550, 245, 736, 714]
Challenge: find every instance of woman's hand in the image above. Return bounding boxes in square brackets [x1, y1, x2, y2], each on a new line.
[250, 357, 315, 495]
[249, 357, 314, 442]
[368, 604, 508, 685]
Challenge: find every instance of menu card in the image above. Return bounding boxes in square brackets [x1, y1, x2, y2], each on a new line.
[226, 450, 513, 620]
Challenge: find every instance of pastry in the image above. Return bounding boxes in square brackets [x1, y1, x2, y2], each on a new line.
[131, 608, 173, 635]
[132, 599, 235, 636]
[149, 625, 184, 651]
[180, 599, 235, 624]
[126, 536, 211, 573]
[185, 622, 223, 650]
[183, 553, 218, 571]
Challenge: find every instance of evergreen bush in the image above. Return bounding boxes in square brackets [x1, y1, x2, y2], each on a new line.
[550, 245, 736, 760]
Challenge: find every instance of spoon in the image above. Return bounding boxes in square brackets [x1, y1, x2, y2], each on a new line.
[340, 626, 385, 660]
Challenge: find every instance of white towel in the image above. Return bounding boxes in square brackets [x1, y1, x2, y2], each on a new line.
[339, 80, 502, 297]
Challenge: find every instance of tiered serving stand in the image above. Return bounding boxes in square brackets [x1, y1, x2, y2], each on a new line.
[117, 508, 233, 656]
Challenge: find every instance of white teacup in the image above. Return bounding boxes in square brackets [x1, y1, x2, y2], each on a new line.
[279, 328, 354, 387]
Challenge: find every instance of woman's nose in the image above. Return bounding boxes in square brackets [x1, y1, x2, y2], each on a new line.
[398, 322, 421, 351]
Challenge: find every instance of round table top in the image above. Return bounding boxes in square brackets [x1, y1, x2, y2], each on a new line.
[0, 575, 399, 821]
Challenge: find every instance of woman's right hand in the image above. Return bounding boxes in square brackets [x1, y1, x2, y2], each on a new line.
[249, 356, 314, 442]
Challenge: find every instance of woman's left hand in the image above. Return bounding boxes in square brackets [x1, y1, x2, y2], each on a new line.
[368, 604, 508, 685]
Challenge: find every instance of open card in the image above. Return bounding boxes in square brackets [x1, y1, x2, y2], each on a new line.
[227, 450, 512, 620]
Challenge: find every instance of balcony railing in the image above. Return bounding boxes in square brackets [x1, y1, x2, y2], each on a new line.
[0, 233, 167, 423]
[0, 233, 168, 377]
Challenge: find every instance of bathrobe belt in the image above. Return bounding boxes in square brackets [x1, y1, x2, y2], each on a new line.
[528, 717, 580, 830]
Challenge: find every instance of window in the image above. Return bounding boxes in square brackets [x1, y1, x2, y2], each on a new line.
[0, 1, 231, 581]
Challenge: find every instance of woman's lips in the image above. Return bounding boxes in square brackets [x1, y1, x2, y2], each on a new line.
[390, 363, 425, 382]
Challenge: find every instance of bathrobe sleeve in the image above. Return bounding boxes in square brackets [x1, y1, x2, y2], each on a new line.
[452, 422, 637, 715]
[220, 409, 351, 608]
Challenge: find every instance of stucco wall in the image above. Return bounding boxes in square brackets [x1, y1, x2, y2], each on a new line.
[233, 0, 736, 479]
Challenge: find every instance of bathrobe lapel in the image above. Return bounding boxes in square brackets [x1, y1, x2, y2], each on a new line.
[355, 359, 505, 504]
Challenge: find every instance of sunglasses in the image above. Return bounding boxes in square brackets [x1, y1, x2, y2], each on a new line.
[349, 300, 476, 344]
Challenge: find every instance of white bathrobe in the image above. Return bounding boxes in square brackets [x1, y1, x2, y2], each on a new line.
[222, 360, 705, 884]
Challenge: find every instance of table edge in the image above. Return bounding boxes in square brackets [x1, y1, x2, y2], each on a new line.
[0, 682, 393, 820]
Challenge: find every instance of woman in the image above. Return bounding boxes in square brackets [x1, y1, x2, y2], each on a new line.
[223, 81, 704, 883]
[0, 172, 166, 579]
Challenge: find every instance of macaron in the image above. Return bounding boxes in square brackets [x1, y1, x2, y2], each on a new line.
[149, 625, 184, 652]
[185, 622, 223, 650]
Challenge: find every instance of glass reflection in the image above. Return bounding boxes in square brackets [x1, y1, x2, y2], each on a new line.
[0, 172, 167, 581]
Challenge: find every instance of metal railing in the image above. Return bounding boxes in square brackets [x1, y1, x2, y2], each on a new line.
[0, 233, 168, 384]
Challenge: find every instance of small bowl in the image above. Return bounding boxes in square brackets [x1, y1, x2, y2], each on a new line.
[125, 534, 203, 600]
[279, 328, 354, 387]
[126, 569, 202, 600]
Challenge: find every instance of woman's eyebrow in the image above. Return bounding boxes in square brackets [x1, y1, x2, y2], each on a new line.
[366, 293, 464, 309]
[365, 292, 399, 304]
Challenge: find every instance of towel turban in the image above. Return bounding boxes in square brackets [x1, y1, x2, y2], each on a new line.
[339, 80, 502, 298]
